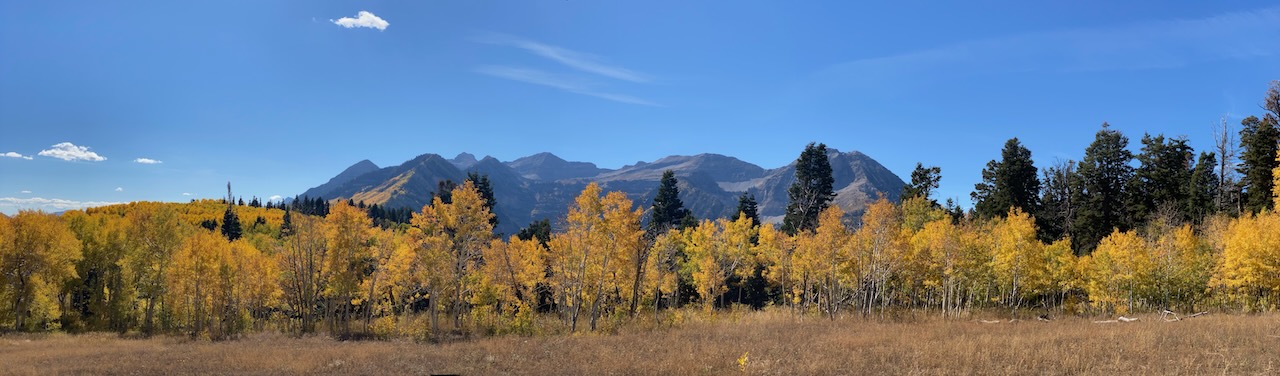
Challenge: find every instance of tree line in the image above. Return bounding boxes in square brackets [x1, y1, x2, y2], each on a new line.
[0, 82, 1277, 339]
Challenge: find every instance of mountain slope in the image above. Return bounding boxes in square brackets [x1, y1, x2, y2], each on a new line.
[300, 159, 379, 199]
[301, 148, 905, 233]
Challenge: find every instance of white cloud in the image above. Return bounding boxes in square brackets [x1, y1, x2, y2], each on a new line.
[2, 152, 33, 160]
[182, 192, 192, 196]
[268, 195, 283, 202]
[20, 190, 31, 194]
[332, 11, 388, 31]
[38, 142, 106, 162]
[115, 187, 123, 192]
[475, 65, 659, 106]
[134, 158, 162, 164]
[0, 197, 122, 212]
[475, 33, 652, 83]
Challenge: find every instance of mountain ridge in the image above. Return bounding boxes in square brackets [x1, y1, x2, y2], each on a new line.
[300, 150, 905, 234]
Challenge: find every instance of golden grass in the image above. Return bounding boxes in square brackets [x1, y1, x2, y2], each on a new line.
[3, 311, 1278, 375]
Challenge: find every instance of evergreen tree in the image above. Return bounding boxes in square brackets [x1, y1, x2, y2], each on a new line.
[516, 218, 552, 247]
[221, 183, 243, 242]
[1073, 124, 1134, 254]
[1129, 134, 1194, 224]
[648, 170, 689, 234]
[467, 172, 498, 226]
[731, 192, 760, 226]
[1038, 159, 1079, 242]
[971, 138, 1041, 219]
[279, 207, 294, 238]
[1187, 152, 1219, 221]
[901, 163, 942, 204]
[1238, 115, 1279, 214]
[782, 142, 835, 234]
[435, 180, 457, 204]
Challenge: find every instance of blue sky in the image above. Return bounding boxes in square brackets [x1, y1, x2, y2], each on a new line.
[2, 1, 1278, 213]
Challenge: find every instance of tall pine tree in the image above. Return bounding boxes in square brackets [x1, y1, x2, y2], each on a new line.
[971, 138, 1041, 219]
[1128, 134, 1194, 224]
[467, 172, 498, 227]
[901, 163, 942, 204]
[782, 142, 835, 235]
[648, 170, 689, 234]
[221, 182, 243, 241]
[1073, 124, 1134, 254]
[1238, 115, 1279, 214]
[731, 192, 760, 226]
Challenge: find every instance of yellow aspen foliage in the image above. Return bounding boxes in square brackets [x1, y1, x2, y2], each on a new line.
[0, 210, 82, 331]
[754, 223, 798, 308]
[166, 229, 225, 336]
[1273, 149, 1280, 208]
[988, 207, 1047, 309]
[1211, 212, 1280, 308]
[412, 180, 494, 331]
[124, 204, 183, 334]
[365, 228, 414, 318]
[647, 228, 686, 313]
[478, 236, 545, 315]
[851, 197, 904, 314]
[600, 190, 645, 317]
[1149, 225, 1213, 311]
[548, 183, 640, 332]
[324, 200, 373, 336]
[809, 205, 850, 318]
[686, 215, 757, 312]
[1043, 238, 1079, 306]
[277, 214, 328, 334]
[228, 238, 279, 332]
[1086, 230, 1153, 314]
[910, 218, 962, 314]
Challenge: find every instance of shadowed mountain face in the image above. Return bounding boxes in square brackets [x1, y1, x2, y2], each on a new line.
[300, 149, 905, 234]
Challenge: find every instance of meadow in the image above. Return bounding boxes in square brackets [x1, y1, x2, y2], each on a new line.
[2, 310, 1276, 375]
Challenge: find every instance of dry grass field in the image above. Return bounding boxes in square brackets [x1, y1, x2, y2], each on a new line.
[2, 311, 1278, 375]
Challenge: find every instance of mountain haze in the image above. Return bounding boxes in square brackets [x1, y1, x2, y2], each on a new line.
[300, 149, 906, 234]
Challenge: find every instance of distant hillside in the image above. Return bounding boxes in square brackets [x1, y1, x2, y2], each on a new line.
[299, 148, 905, 234]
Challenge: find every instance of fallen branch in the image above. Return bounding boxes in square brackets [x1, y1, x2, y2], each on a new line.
[979, 320, 1002, 324]
[1094, 316, 1139, 324]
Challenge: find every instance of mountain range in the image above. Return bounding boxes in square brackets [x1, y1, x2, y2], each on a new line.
[300, 149, 906, 234]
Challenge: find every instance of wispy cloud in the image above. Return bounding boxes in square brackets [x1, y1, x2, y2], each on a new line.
[0, 197, 122, 212]
[816, 6, 1280, 87]
[2, 152, 33, 160]
[182, 192, 192, 196]
[332, 11, 389, 31]
[475, 65, 659, 106]
[268, 195, 283, 202]
[475, 33, 652, 83]
[20, 190, 31, 194]
[474, 33, 658, 105]
[38, 142, 106, 162]
[115, 187, 123, 192]
[134, 158, 162, 164]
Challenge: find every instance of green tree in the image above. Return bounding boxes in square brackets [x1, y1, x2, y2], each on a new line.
[1187, 152, 1219, 221]
[972, 138, 1041, 220]
[466, 172, 498, 227]
[1238, 115, 1279, 214]
[782, 142, 835, 235]
[1128, 134, 1194, 224]
[902, 163, 942, 204]
[649, 170, 689, 235]
[731, 192, 760, 226]
[1038, 159, 1078, 242]
[1074, 123, 1134, 254]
